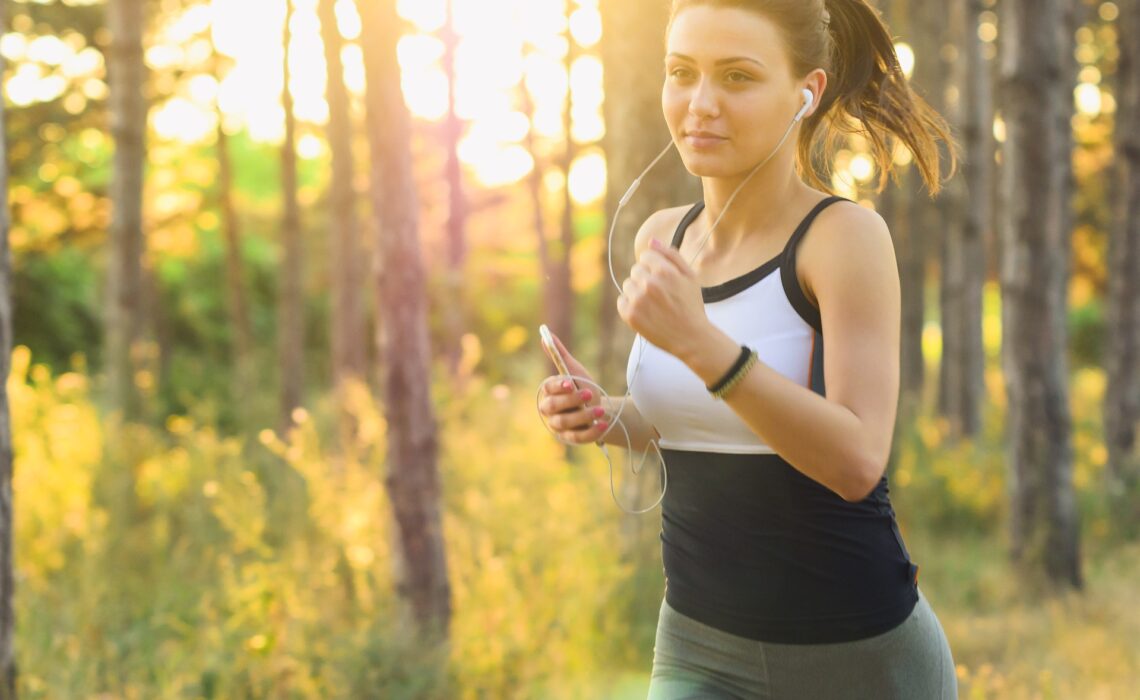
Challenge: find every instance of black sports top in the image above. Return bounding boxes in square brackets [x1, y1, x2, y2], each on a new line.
[627, 197, 920, 644]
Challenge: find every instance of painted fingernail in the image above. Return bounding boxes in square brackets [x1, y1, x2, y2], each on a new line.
[598, 421, 609, 430]
[562, 380, 572, 390]
[580, 390, 592, 401]
[593, 407, 605, 418]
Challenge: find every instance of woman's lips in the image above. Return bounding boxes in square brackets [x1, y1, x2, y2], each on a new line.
[684, 132, 727, 148]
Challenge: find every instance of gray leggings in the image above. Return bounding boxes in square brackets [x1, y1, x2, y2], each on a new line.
[648, 589, 957, 699]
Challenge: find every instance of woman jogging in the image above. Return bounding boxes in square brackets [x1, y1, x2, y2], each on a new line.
[538, 1, 958, 696]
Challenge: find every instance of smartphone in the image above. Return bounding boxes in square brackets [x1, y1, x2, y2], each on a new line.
[539, 324, 578, 389]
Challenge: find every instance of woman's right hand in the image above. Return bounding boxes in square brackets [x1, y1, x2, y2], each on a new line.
[538, 331, 610, 445]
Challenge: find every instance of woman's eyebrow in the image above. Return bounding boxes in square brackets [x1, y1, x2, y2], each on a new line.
[666, 52, 767, 69]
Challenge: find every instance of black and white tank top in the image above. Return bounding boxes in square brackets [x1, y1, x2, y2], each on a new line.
[624, 196, 920, 645]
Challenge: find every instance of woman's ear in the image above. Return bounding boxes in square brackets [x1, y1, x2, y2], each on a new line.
[802, 68, 828, 118]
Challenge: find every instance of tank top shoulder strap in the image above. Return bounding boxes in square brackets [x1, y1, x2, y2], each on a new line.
[780, 195, 851, 334]
[780, 195, 850, 260]
[670, 201, 705, 249]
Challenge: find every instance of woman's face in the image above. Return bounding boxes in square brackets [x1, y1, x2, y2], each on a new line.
[663, 6, 803, 178]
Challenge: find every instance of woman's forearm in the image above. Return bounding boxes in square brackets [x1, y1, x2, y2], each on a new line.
[601, 395, 660, 452]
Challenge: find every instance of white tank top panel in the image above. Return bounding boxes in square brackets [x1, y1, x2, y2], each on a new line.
[625, 197, 846, 454]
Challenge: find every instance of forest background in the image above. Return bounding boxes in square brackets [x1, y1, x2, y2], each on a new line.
[1, 0, 1139, 697]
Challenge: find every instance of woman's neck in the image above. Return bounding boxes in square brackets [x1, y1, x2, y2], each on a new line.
[696, 157, 812, 256]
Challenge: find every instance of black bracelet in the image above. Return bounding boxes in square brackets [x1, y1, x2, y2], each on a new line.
[707, 345, 753, 394]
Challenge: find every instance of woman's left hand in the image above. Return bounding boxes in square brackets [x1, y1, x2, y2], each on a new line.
[617, 238, 713, 359]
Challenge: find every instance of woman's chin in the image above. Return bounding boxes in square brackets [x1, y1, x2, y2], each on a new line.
[680, 157, 735, 179]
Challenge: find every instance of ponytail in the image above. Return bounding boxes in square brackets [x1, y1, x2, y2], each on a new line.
[804, 0, 957, 195]
[668, 0, 958, 196]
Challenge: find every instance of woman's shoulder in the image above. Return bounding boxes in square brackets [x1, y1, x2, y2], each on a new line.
[798, 196, 893, 308]
[633, 204, 699, 260]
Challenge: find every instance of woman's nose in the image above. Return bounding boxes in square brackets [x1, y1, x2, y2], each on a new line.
[688, 78, 719, 119]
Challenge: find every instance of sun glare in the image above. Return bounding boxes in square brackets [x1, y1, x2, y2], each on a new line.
[5, 0, 610, 198]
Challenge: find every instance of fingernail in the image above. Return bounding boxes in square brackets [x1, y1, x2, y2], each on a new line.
[593, 407, 605, 418]
[580, 390, 592, 401]
[598, 421, 609, 430]
[562, 380, 571, 390]
[650, 238, 662, 250]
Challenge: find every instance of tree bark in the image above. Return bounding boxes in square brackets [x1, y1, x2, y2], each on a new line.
[939, 0, 989, 439]
[998, 0, 1081, 589]
[902, 0, 941, 415]
[876, 0, 922, 471]
[0, 1, 18, 692]
[1106, 0, 1140, 525]
[519, 76, 559, 375]
[212, 48, 254, 403]
[279, 0, 305, 433]
[318, 0, 366, 439]
[440, 0, 468, 376]
[106, 0, 147, 420]
[552, 3, 576, 349]
[879, 0, 923, 430]
[358, 0, 452, 641]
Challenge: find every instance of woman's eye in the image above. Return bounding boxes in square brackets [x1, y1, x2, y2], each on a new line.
[725, 71, 752, 82]
[668, 68, 693, 80]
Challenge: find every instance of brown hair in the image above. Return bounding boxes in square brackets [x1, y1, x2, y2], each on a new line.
[667, 0, 957, 195]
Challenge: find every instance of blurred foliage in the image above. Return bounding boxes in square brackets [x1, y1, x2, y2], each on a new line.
[11, 338, 1140, 697]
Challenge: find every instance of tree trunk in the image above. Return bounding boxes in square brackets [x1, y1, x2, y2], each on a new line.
[519, 78, 559, 372]
[998, 0, 1081, 589]
[279, 0, 305, 434]
[875, 0, 915, 475]
[0, 0, 18, 690]
[880, 0, 924, 427]
[106, 0, 147, 420]
[551, 3, 576, 349]
[359, 0, 452, 641]
[1106, 0, 1140, 526]
[939, 0, 989, 439]
[879, 173, 906, 477]
[319, 0, 365, 447]
[212, 49, 254, 403]
[441, 0, 468, 377]
[902, 0, 940, 414]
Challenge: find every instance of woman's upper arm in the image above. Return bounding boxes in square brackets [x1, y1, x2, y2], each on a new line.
[804, 203, 902, 476]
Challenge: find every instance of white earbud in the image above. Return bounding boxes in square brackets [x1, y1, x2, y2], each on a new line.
[794, 88, 815, 123]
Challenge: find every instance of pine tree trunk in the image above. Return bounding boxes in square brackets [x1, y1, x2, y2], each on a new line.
[106, 0, 147, 420]
[940, 0, 989, 439]
[958, 0, 992, 438]
[279, 0, 305, 433]
[519, 78, 564, 405]
[552, 5, 576, 349]
[441, 0, 468, 376]
[903, 0, 941, 413]
[0, 0, 17, 689]
[319, 0, 365, 435]
[212, 48, 254, 403]
[1106, 0, 1140, 526]
[359, 0, 452, 641]
[998, 0, 1081, 589]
